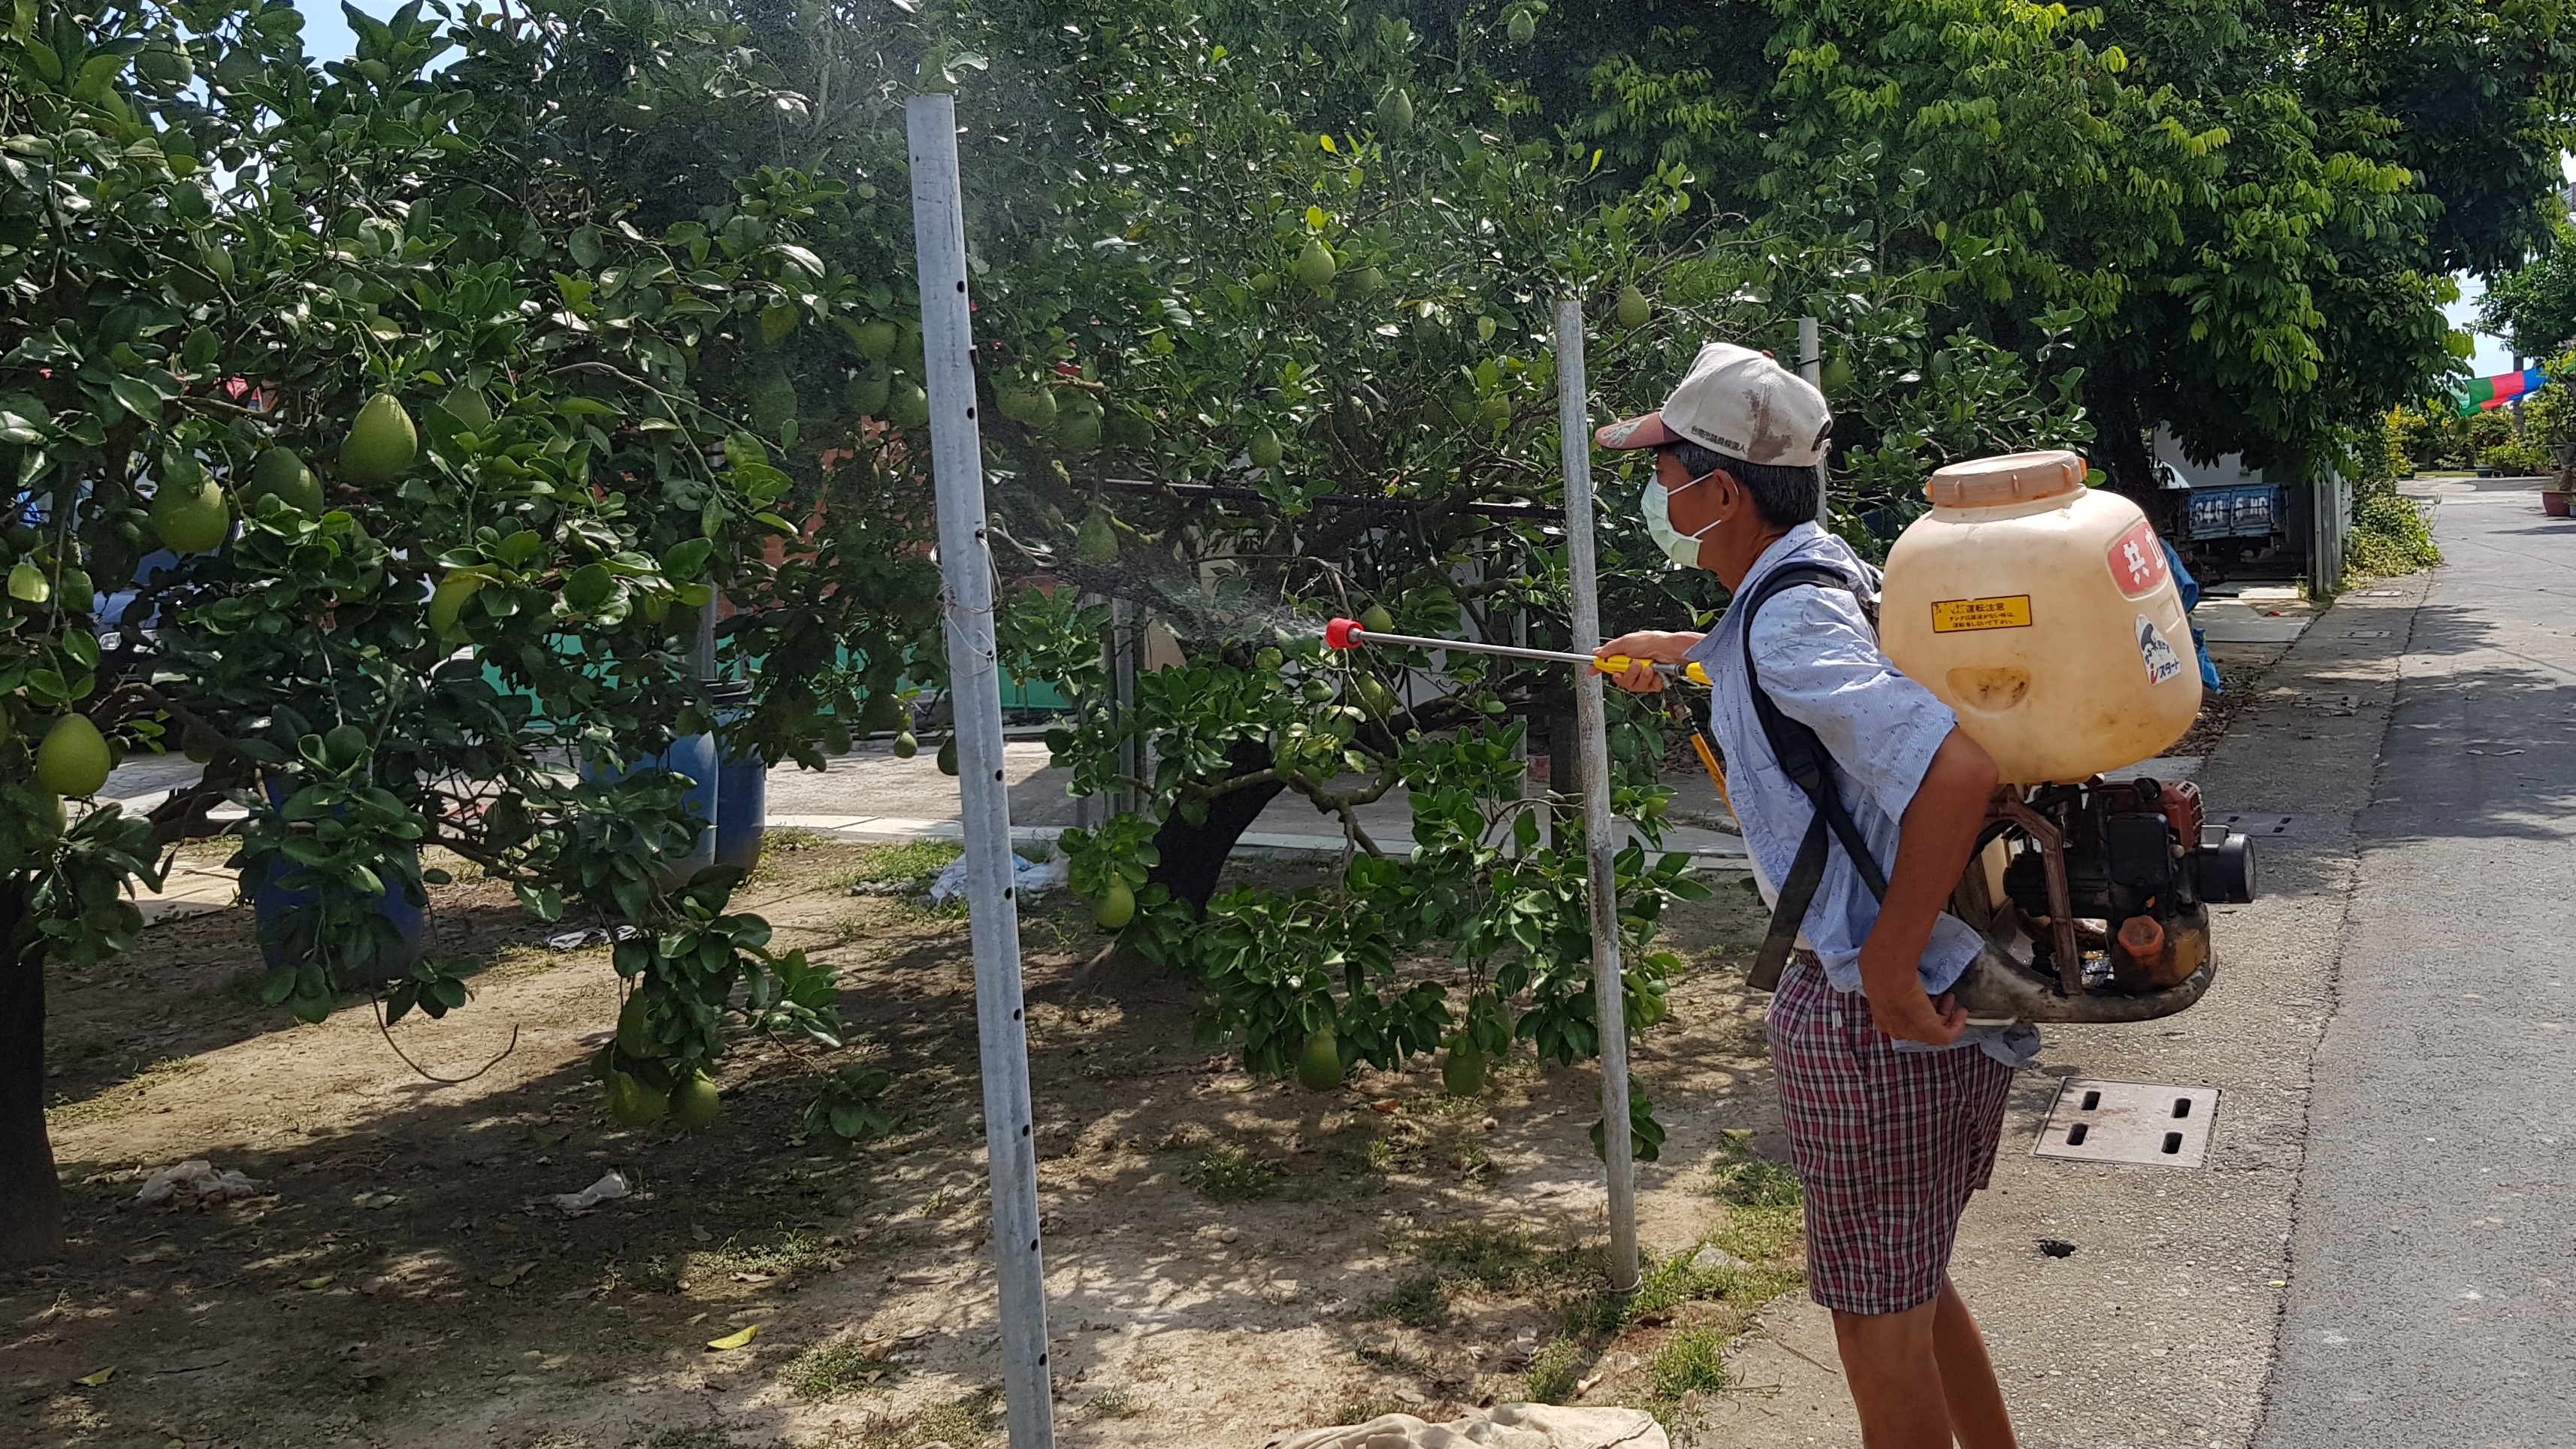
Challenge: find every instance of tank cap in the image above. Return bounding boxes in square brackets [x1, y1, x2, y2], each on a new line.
[1926, 449, 2086, 507]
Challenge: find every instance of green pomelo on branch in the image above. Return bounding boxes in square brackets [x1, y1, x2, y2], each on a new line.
[604, 1069, 668, 1127]
[321, 724, 368, 770]
[891, 731, 918, 759]
[936, 734, 959, 776]
[427, 572, 488, 643]
[1442, 1041, 1486, 1096]
[150, 476, 230, 553]
[246, 447, 323, 514]
[35, 714, 111, 797]
[667, 1073, 721, 1131]
[1295, 238, 1337, 292]
[1376, 86, 1414, 138]
[341, 392, 419, 487]
[888, 379, 930, 430]
[847, 369, 892, 417]
[1347, 265, 1386, 298]
[616, 994, 655, 1057]
[1248, 428, 1285, 470]
[7, 561, 47, 603]
[1095, 877, 1135, 930]
[1616, 283, 1650, 328]
[1359, 603, 1395, 634]
[854, 318, 897, 361]
[1074, 508, 1119, 566]
[1296, 1027, 1345, 1092]
[56, 567, 91, 606]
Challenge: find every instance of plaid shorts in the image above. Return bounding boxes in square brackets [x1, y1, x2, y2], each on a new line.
[1767, 954, 2015, 1315]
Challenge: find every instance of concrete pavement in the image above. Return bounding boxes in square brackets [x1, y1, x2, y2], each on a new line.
[2253, 485, 2576, 1447]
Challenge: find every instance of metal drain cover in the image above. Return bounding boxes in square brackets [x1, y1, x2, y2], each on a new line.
[2217, 813, 2296, 836]
[2033, 1078, 2221, 1168]
[2345, 629, 2393, 639]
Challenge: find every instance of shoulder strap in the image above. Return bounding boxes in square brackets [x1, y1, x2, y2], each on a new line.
[1739, 562, 1891, 991]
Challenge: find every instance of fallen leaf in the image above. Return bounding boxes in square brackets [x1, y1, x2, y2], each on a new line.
[685, 1312, 709, 1326]
[73, 1367, 113, 1387]
[1370, 1099, 1400, 1114]
[298, 1275, 334, 1291]
[706, 1323, 760, 1352]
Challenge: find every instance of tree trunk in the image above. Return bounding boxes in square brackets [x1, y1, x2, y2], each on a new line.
[2096, 402, 2180, 537]
[0, 882, 64, 1267]
[1147, 740, 1289, 911]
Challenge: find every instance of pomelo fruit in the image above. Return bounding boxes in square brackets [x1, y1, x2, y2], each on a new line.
[1295, 238, 1337, 292]
[1347, 265, 1386, 298]
[428, 572, 488, 643]
[891, 731, 918, 759]
[57, 567, 91, 606]
[1616, 283, 1650, 328]
[321, 724, 368, 770]
[8, 561, 47, 603]
[1359, 603, 1395, 634]
[854, 318, 897, 361]
[341, 392, 418, 486]
[616, 994, 655, 1057]
[888, 379, 930, 430]
[1377, 87, 1414, 138]
[1074, 509, 1118, 567]
[150, 475, 230, 552]
[667, 1073, 721, 1131]
[36, 714, 111, 797]
[1095, 877, 1135, 930]
[604, 1069, 668, 1127]
[1296, 1027, 1345, 1093]
[246, 447, 324, 514]
[847, 369, 891, 417]
[1442, 1041, 1486, 1096]
[1249, 428, 1285, 470]
[936, 734, 959, 776]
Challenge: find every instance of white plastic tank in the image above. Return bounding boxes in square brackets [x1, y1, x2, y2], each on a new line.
[1879, 449, 2200, 785]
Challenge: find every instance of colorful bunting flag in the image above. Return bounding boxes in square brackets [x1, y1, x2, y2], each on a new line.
[2453, 366, 2551, 416]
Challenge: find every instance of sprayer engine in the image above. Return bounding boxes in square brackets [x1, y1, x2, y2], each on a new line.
[1967, 777, 2257, 1002]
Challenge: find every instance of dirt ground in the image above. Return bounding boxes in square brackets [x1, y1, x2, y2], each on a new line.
[7, 833, 1804, 1449]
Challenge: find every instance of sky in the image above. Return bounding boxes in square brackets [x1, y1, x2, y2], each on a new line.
[290, 2, 2539, 383]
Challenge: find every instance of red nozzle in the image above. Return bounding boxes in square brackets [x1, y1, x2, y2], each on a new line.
[1324, 617, 1362, 649]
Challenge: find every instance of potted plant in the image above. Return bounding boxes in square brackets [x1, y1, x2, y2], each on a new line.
[2548, 441, 2576, 517]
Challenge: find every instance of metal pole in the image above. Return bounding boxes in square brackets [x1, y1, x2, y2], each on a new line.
[1799, 316, 1829, 525]
[906, 92, 1056, 1449]
[1555, 297, 1640, 1293]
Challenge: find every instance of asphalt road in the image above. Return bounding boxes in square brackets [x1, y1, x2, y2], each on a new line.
[2255, 489, 2576, 1447]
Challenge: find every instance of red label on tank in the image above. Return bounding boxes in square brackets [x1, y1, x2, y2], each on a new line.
[2106, 519, 2169, 599]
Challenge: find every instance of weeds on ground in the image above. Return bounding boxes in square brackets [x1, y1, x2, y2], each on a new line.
[690, 1228, 839, 1281]
[809, 1390, 998, 1449]
[1336, 1396, 1401, 1424]
[1405, 1222, 1602, 1296]
[1085, 1386, 1145, 1418]
[1525, 1336, 1583, 1402]
[779, 1341, 894, 1399]
[1709, 1128, 1801, 1209]
[834, 840, 963, 892]
[44, 1054, 201, 1125]
[1365, 1270, 1447, 1328]
[1649, 1326, 1729, 1405]
[1187, 1142, 1281, 1201]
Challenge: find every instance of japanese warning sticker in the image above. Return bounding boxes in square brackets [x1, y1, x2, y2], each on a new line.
[2106, 519, 2171, 599]
[2137, 614, 2185, 686]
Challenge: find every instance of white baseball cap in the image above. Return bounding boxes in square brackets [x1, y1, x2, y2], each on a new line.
[1595, 340, 1833, 468]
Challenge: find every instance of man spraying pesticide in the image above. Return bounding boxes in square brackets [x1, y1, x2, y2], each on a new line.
[1596, 341, 2027, 1449]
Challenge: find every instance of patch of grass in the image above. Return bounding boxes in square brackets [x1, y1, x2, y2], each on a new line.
[1649, 1326, 1728, 1405]
[690, 1227, 839, 1282]
[44, 1054, 202, 1126]
[818, 1390, 1000, 1449]
[1525, 1336, 1583, 1403]
[834, 839, 963, 891]
[1407, 1222, 1601, 1295]
[1710, 1130, 1801, 1210]
[1335, 1396, 1400, 1425]
[1187, 1142, 1280, 1202]
[607, 1254, 683, 1295]
[1353, 1342, 1426, 1374]
[1085, 1386, 1145, 1418]
[1365, 1270, 1447, 1328]
[779, 1342, 894, 1400]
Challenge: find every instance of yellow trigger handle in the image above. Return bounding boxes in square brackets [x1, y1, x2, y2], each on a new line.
[1595, 655, 1710, 685]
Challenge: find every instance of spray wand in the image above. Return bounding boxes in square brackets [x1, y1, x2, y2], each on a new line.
[1323, 617, 1734, 808]
[1321, 617, 1710, 685]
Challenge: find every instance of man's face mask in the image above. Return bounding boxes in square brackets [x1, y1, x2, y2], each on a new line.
[1643, 463, 1721, 569]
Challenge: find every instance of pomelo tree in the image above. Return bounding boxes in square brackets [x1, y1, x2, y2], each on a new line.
[0, 0, 942, 1263]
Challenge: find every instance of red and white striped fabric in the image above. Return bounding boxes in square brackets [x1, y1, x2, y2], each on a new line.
[1767, 955, 2015, 1315]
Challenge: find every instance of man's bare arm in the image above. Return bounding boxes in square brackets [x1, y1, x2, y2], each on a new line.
[1856, 726, 1999, 1045]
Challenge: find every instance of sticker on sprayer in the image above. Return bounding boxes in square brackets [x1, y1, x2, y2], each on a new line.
[1930, 595, 2033, 633]
[2137, 615, 2184, 686]
[2108, 519, 2171, 599]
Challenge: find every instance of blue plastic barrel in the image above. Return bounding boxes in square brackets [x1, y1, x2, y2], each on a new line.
[711, 681, 765, 875]
[582, 733, 719, 886]
[249, 778, 425, 985]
